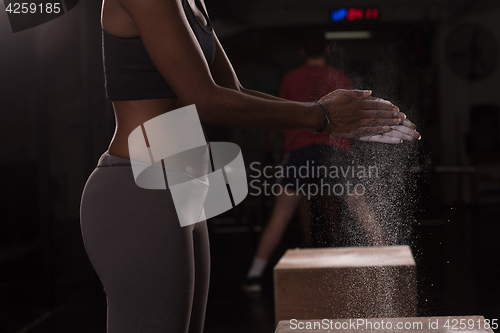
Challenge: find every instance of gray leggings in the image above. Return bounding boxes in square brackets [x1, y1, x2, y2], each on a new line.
[80, 151, 210, 333]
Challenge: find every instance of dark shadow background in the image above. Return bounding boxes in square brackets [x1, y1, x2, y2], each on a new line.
[0, 0, 499, 332]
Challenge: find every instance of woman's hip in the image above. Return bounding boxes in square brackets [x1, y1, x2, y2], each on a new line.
[79, 151, 208, 274]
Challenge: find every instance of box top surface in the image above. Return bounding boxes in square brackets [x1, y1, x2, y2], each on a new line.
[275, 316, 492, 333]
[274, 245, 415, 270]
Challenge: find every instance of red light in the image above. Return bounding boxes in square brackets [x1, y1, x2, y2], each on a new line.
[333, 8, 380, 22]
[366, 8, 372, 19]
[347, 8, 364, 21]
[365, 8, 379, 20]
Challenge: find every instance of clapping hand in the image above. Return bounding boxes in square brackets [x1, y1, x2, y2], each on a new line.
[359, 118, 420, 144]
[317, 89, 420, 143]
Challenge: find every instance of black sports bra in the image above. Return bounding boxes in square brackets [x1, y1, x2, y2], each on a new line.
[102, 0, 216, 101]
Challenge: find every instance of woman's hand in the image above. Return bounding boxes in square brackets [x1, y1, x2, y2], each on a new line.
[317, 89, 419, 140]
[359, 118, 421, 143]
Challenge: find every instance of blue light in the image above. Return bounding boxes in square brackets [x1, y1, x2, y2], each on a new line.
[331, 8, 348, 22]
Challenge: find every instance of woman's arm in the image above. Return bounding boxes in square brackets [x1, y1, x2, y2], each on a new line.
[209, 31, 420, 142]
[240, 87, 287, 102]
[120, 0, 406, 136]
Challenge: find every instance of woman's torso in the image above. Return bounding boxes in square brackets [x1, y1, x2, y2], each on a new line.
[101, 0, 212, 159]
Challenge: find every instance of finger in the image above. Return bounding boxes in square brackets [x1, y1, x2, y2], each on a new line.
[360, 109, 401, 119]
[339, 89, 372, 99]
[383, 129, 416, 142]
[360, 99, 399, 112]
[365, 99, 404, 116]
[358, 135, 374, 142]
[390, 125, 420, 139]
[377, 136, 403, 144]
[358, 134, 376, 142]
[352, 126, 390, 138]
[364, 96, 394, 106]
[357, 117, 403, 127]
[359, 134, 402, 144]
[399, 118, 416, 129]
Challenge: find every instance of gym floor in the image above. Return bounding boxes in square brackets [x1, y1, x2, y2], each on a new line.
[0, 203, 499, 333]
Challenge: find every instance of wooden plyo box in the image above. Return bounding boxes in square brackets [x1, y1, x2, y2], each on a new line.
[273, 245, 417, 324]
[275, 316, 494, 333]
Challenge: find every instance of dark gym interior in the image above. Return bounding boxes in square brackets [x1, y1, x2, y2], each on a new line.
[0, 0, 499, 332]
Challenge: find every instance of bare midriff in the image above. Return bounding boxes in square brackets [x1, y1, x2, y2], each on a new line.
[103, 0, 212, 160]
[108, 98, 184, 159]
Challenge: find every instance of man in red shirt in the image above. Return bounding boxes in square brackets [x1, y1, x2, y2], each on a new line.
[242, 33, 387, 293]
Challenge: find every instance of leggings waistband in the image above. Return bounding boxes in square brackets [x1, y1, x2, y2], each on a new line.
[95, 151, 208, 182]
[97, 151, 132, 168]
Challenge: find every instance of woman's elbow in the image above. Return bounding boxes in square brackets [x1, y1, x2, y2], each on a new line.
[178, 83, 220, 109]
[182, 85, 226, 123]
